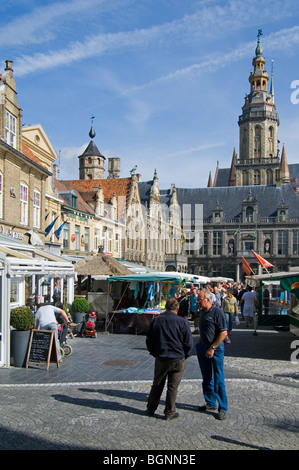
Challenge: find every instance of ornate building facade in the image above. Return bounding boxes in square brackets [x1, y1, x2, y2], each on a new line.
[172, 33, 299, 281]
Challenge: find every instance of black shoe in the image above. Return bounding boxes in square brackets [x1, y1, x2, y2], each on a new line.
[165, 412, 179, 421]
[197, 405, 217, 412]
[215, 411, 226, 420]
[146, 409, 155, 417]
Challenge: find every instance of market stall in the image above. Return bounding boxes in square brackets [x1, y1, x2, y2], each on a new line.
[106, 272, 192, 334]
[246, 271, 299, 333]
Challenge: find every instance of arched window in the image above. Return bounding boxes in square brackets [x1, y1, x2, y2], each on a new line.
[242, 170, 249, 186]
[266, 169, 273, 185]
[254, 126, 261, 158]
[254, 170, 260, 185]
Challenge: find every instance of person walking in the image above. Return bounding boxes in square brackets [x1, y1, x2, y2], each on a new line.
[146, 298, 193, 421]
[240, 285, 258, 327]
[34, 303, 70, 362]
[177, 288, 189, 318]
[221, 289, 238, 342]
[190, 287, 199, 320]
[196, 290, 228, 420]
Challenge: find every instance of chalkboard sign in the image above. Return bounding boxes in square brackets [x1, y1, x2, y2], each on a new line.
[26, 329, 59, 369]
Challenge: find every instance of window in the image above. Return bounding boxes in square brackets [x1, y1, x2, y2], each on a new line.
[75, 225, 80, 251]
[101, 229, 106, 252]
[94, 228, 99, 251]
[214, 212, 221, 223]
[33, 190, 40, 228]
[266, 169, 273, 185]
[254, 126, 261, 157]
[115, 233, 119, 254]
[244, 241, 254, 251]
[278, 231, 288, 255]
[5, 110, 16, 148]
[20, 183, 28, 225]
[213, 231, 222, 255]
[199, 232, 207, 255]
[254, 170, 260, 185]
[108, 230, 113, 253]
[293, 231, 299, 255]
[84, 228, 89, 252]
[63, 222, 69, 250]
[71, 194, 77, 209]
[0, 172, 3, 219]
[242, 170, 249, 186]
[246, 206, 254, 223]
[279, 210, 286, 222]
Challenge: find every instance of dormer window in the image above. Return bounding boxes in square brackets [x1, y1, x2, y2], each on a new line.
[246, 206, 254, 223]
[214, 212, 221, 223]
[279, 210, 286, 222]
[71, 193, 77, 209]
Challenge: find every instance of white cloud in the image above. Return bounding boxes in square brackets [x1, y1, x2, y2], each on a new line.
[11, 0, 299, 77]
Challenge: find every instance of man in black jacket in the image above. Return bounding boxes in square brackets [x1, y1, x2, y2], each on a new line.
[146, 298, 193, 420]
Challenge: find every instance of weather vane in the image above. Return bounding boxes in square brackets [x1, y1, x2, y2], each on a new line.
[257, 29, 263, 39]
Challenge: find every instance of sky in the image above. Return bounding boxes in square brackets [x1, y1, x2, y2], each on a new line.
[1, 0, 299, 189]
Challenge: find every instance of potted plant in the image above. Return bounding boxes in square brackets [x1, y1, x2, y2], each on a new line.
[71, 297, 89, 323]
[10, 306, 35, 367]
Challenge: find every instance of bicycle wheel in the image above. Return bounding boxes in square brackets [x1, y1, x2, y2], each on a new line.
[63, 344, 73, 356]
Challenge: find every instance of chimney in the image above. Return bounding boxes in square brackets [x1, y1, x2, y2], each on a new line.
[108, 157, 120, 179]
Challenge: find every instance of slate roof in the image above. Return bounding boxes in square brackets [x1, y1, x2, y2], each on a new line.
[140, 178, 299, 220]
[174, 184, 299, 220]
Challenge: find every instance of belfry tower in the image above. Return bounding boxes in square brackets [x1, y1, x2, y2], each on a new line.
[235, 30, 284, 186]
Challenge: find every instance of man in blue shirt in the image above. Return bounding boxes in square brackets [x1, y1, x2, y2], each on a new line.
[146, 298, 193, 420]
[196, 291, 228, 420]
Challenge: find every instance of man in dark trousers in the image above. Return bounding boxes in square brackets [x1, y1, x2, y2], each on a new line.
[196, 290, 228, 420]
[146, 298, 193, 421]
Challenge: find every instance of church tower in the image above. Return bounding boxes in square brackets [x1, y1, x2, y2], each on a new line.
[236, 30, 280, 186]
[78, 121, 106, 180]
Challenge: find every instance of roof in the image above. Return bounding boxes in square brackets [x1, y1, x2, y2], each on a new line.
[62, 177, 132, 219]
[74, 252, 132, 276]
[54, 179, 94, 215]
[175, 184, 299, 220]
[79, 140, 105, 159]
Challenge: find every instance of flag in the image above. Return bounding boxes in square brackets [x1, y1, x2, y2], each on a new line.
[45, 216, 59, 237]
[242, 257, 253, 276]
[54, 222, 65, 240]
[251, 250, 274, 269]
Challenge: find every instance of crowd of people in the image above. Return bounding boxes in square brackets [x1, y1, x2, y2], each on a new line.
[173, 281, 258, 338]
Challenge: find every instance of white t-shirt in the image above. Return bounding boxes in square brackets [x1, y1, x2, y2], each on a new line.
[35, 305, 61, 329]
[242, 291, 256, 316]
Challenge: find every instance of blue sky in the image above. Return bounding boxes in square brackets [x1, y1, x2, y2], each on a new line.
[1, 0, 299, 188]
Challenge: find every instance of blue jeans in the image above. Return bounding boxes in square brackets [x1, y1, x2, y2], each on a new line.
[43, 323, 61, 361]
[196, 341, 228, 412]
[225, 313, 234, 333]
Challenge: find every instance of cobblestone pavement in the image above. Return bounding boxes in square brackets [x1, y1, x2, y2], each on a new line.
[0, 323, 298, 452]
